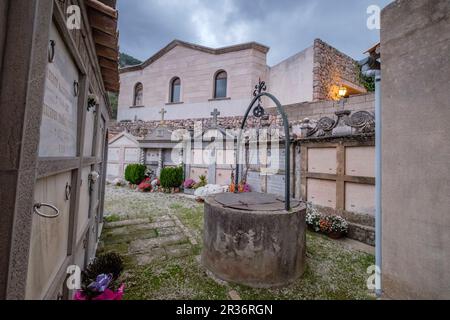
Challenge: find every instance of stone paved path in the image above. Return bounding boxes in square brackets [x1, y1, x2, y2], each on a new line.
[99, 186, 201, 266]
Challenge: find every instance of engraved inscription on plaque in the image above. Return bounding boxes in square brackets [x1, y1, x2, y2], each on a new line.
[39, 22, 78, 157]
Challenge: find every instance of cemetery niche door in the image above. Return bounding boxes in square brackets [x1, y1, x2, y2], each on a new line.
[27, 21, 81, 300]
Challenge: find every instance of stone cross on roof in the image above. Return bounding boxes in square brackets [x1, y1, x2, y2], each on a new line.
[211, 108, 220, 127]
[159, 107, 167, 123]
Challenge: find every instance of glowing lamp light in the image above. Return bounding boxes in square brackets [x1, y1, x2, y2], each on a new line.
[338, 86, 348, 98]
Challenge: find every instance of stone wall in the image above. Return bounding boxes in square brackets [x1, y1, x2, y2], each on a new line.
[313, 39, 365, 101]
[109, 93, 375, 138]
[381, 0, 450, 299]
[269, 92, 375, 121]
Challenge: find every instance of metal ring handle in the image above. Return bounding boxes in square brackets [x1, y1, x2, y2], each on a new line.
[74, 80, 79, 97]
[65, 183, 72, 201]
[33, 203, 60, 219]
[48, 40, 55, 63]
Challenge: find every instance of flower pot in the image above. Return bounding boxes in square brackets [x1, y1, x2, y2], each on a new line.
[328, 231, 344, 239]
[184, 188, 195, 195]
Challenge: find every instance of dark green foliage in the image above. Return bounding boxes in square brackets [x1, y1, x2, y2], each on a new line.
[193, 175, 207, 189]
[357, 64, 375, 92]
[108, 92, 118, 119]
[160, 166, 184, 189]
[81, 252, 124, 299]
[119, 52, 142, 68]
[124, 164, 147, 185]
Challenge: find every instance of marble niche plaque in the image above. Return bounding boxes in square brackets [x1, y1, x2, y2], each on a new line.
[39, 22, 78, 157]
[124, 148, 139, 162]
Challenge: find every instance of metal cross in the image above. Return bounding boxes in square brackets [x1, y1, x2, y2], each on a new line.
[159, 107, 167, 122]
[211, 108, 221, 127]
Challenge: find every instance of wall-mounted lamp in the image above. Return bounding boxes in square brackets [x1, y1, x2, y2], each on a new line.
[337, 86, 348, 109]
[338, 86, 348, 98]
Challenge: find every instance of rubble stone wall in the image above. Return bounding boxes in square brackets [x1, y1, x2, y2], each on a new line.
[313, 39, 365, 101]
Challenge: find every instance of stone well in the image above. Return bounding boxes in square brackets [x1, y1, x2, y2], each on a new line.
[202, 192, 306, 288]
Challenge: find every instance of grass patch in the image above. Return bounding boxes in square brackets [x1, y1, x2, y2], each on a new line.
[103, 186, 375, 300]
[104, 214, 121, 223]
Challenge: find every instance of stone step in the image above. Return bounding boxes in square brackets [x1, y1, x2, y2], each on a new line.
[128, 233, 189, 254]
[104, 218, 151, 228]
[347, 222, 375, 246]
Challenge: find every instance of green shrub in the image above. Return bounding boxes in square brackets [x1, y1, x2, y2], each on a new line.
[160, 166, 184, 189]
[124, 164, 147, 185]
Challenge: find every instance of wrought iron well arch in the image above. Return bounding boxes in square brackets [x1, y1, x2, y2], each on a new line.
[234, 81, 291, 210]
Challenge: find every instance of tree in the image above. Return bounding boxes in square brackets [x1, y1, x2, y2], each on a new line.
[119, 52, 142, 68]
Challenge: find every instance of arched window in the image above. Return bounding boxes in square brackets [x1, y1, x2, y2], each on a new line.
[170, 77, 181, 103]
[214, 71, 227, 98]
[133, 82, 143, 106]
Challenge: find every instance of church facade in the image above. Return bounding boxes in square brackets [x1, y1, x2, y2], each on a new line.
[118, 39, 366, 122]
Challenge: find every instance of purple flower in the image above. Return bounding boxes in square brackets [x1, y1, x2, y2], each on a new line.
[87, 274, 113, 293]
[183, 179, 196, 189]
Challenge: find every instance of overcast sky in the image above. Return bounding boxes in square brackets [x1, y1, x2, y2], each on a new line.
[118, 0, 392, 66]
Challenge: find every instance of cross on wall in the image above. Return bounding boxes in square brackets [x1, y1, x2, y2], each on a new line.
[211, 108, 221, 127]
[159, 107, 167, 122]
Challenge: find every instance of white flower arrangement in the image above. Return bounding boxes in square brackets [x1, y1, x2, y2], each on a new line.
[88, 94, 99, 112]
[306, 205, 322, 232]
[326, 215, 349, 233]
[89, 171, 100, 183]
[306, 203, 349, 234]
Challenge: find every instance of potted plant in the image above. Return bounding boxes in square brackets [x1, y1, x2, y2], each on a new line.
[124, 164, 147, 188]
[229, 170, 236, 193]
[305, 204, 349, 239]
[193, 175, 207, 189]
[306, 209, 322, 232]
[237, 181, 251, 193]
[160, 166, 184, 191]
[324, 215, 349, 239]
[137, 177, 152, 192]
[74, 252, 125, 300]
[183, 178, 196, 195]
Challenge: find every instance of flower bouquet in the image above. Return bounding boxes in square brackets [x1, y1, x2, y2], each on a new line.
[305, 204, 348, 239]
[138, 177, 152, 192]
[74, 252, 125, 301]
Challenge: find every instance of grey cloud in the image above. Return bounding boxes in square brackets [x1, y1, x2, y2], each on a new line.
[118, 0, 392, 65]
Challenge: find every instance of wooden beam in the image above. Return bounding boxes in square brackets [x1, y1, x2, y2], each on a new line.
[86, 0, 118, 19]
[304, 172, 375, 185]
[92, 29, 118, 49]
[101, 67, 119, 82]
[336, 142, 346, 211]
[103, 81, 120, 93]
[98, 56, 118, 71]
[87, 7, 117, 36]
[95, 43, 118, 61]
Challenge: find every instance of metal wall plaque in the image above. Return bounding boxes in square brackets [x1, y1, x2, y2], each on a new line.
[39, 22, 78, 157]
